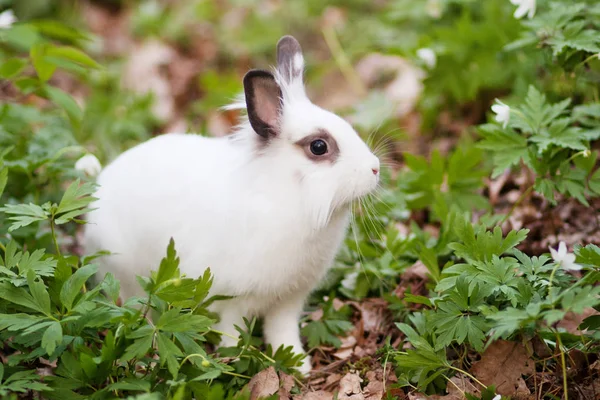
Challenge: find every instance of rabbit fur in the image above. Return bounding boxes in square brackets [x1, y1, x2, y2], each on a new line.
[82, 35, 380, 375]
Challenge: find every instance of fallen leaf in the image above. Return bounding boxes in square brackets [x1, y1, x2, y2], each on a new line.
[471, 340, 534, 396]
[297, 390, 334, 400]
[247, 366, 279, 400]
[557, 308, 600, 335]
[338, 372, 364, 400]
[121, 39, 176, 123]
[323, 373, 342, 391]
[333, 335, 357, 360]
[403, 261, 429, 281]
[445, 374, 480, 399]
[363, 371, 384, 400]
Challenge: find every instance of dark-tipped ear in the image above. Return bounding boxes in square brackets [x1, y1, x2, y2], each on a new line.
[243, 69, 282, 139]
[277, 35, 304, 84]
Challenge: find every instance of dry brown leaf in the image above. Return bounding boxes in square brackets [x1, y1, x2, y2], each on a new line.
[247, 366, 279, 400]
[557, 308, 600, 335]
[357, 299, 388, 333]
[471, 340, 535, 396]
[338, 372, 364, 400]
[278, 371, 296, 399]
[310, 308, 324, 322]
[363, 371, 384, 400]
[333, 335, 357, 360]
[403, 261, 429, 281]
[445, 374, 480, 400]
[323, 373, 343, 390]
[121, 39, 176, 122]
[297, 390, 334, 400]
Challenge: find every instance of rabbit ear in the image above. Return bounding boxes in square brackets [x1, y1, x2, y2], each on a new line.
[243, 69, 282, 139]
[277, 35, 304, 84]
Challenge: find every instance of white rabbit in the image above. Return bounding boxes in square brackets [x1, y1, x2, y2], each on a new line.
[82, 35, 380, 375]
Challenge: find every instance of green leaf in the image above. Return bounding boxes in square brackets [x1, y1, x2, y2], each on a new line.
[0, 313, 46, 331]
[0, 203, 49, 231]
[419, 247, 440, 282]
[122, 334, 154, 362]
[45, 86, 83, 124]
[99, 272, 120, 303]
[301, 319, 353, 348]
[79, 353, 98, 379]
[17, 249, 56, 278]
[588, 168, 600, 195]
[30, 43, 57, 82]
[0, 58, 26, 79]
[575, 244, 600, 267]
[154, 238, 180, 287]
[477, 124, 529, 177]
[0, 166, 7, 199]
[60, 264, 98, 311]
[45, 46, 102, 69]
[0, 282, 45, 313]
[106, 378, 151, 392]
[156, 309, 214, 333]
[41, 321, 63, 355]
[156, 332, 183, 378]
[580, 315, 600, 331]
[55, 179, 97, 222]
[27, 270, 52, 316]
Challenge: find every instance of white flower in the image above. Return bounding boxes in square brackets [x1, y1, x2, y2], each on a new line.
[549, 241, 582, 271]
[416, 48, 436, 69]
[491, 99, 510, 128]
[583, 149, 591, 158]
[0, 9, 16, 29]
[510, 0, 536, 19]
[341, 271, 358, 291]
[75, 154, 102, 177]
[492, 395, 502, 400]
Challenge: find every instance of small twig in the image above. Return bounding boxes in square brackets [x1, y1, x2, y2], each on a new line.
[209, 328, 277, 364]
[447, 365, 488, 390]
[555, 331, 569, 400]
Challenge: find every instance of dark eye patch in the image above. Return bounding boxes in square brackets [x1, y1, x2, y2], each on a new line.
[294, 129, 340, 163]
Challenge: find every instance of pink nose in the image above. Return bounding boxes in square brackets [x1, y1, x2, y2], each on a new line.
[372, 168, 379, 175]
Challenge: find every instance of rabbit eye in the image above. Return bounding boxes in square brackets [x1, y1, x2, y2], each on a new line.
[310, 139, 328, 156]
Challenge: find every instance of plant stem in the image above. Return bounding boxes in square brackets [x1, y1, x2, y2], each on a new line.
[321, 25, 367, 96]
[142, 294, 153, 321]
[222, 370, 251, 379]
[498, 186, 533, 227]
[448, 365, 487, 390]
[548, 262, 561, 292]
[49, 219, 61, 257]
[209, 329, 277, 364]
[555, 331, 569, 400]
[179, 353, 208, 369]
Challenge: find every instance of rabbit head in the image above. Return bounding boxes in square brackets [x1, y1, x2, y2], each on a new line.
[228, 35, 380, 227]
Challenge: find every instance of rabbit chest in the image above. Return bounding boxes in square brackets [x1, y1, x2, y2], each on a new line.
[176, 200, 351, 303]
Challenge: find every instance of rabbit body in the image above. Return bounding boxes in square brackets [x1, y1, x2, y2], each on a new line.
[85, 131, 349, 319]
[83, 36, 380, 375]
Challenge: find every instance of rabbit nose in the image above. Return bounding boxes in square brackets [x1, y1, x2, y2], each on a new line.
[372, 168, 379, 175]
